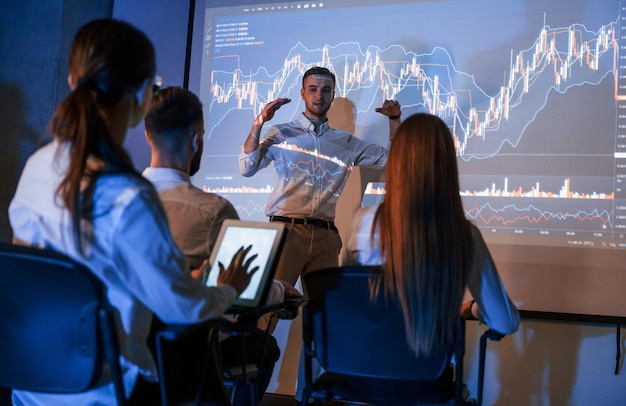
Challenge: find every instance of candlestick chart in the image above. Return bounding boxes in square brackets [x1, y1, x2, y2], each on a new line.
[190, 0, 625, 250]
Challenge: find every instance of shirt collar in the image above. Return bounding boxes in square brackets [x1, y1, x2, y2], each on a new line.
[298, 113, 329, 135]
[142, 167, 190, 183]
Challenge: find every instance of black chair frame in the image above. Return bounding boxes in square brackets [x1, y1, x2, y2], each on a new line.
[301, 265, 505, 406]
[0, 243, 126, 405]
[154, 297, 307, 406]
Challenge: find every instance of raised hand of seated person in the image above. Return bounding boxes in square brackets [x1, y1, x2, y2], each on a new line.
[217, 245, 260, 295]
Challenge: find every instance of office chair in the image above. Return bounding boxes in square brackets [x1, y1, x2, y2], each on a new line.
[217, 297, 308, 406]
[153, 297, 308, 406]
[0, 243, 126, 405]
[301, 265, 502, 406]
[153, 319, 230, 406]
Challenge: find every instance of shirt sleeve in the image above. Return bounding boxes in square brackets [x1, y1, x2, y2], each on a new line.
[238, 127, 277, 177]
[339, 206, 382, 266]
[110, 189, 237, 324]
[466, 224, 520, 335]
[205, 199, 240, 258]
[353, 140, 388, 169]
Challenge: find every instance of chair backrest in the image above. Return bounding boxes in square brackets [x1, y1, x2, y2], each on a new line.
[302, 265, 463, 381]
[0, 243, 125, 403]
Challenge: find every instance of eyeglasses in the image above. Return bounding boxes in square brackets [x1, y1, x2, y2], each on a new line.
[152, 75, 164, 96]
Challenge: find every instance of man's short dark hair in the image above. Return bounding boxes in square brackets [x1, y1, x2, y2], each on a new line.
[302, 66, 336, 89]
[144, 87, 203, 151]
[145, 87, 203, 134]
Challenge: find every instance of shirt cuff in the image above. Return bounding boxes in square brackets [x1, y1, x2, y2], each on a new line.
[266, 280, 285, 304]
[221, 284, 238, 302]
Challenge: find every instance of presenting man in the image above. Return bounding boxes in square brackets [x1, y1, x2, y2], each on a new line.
[239, 66, 401, 325]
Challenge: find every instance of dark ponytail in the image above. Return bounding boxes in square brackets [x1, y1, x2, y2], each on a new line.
[51, 19, 156, 254]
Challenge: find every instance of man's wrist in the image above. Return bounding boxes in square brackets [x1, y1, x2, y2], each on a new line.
[388, 113, 401, 120]
[253, 116, 264, 126]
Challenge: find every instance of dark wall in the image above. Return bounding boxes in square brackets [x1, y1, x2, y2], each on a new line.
[0, 0, 189, 242]
[111, 0, 192, 171]
[0, 0, 112, 242]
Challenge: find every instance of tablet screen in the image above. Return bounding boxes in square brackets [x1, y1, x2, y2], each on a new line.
[204, 220, 286, 308]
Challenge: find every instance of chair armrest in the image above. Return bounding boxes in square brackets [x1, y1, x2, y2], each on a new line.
[482, 329, 505, 341]
[224, 297, 309, 328]
[154, 318, 218, 342]
[272, 296, 308, 320]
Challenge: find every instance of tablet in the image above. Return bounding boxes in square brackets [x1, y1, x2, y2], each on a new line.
[204, 219, 287, 310]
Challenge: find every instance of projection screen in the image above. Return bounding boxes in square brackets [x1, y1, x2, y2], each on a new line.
[187, 0, 626, 318]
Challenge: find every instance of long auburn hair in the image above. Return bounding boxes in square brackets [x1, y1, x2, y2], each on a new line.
[371, 113, 472, 356]
[51, 19, 156, 254]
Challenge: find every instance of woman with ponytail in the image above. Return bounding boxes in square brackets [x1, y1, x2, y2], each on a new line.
[9, 19, 255, 405]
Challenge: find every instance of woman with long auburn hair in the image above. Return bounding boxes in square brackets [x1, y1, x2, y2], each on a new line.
[342, 113, 519, 357]
[9, 19, 256, 405]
